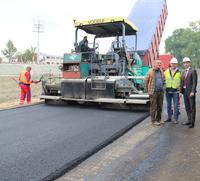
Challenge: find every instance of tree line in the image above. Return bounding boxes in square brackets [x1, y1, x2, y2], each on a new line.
[165, 20, 200, 68]
[1, 40, 37, 63]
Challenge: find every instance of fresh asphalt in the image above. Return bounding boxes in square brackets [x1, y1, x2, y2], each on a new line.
[57, 71, 200, 181]
[0, 104, 148, 181]
[58, 101, 200, 181]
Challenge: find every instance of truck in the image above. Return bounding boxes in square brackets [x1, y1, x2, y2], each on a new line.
[40, 17, 149, 110]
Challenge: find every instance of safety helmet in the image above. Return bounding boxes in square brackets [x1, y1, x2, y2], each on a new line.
[170, 57, 178, 64]
[182, 57, 191, 62]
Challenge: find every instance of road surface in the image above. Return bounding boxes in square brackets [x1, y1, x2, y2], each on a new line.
[0, 104, 148, 181]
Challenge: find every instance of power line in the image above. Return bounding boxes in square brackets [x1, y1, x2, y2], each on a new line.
[32, 20, 44, 64]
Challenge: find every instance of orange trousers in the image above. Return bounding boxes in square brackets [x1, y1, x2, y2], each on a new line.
[19, 84, 31, 104]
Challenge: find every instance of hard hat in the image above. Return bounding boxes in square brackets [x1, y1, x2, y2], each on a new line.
[182, 57, 191, 62]
[170, 57, 178, 64]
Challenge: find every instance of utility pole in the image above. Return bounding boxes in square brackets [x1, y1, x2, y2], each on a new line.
[32, 20, 44, 64]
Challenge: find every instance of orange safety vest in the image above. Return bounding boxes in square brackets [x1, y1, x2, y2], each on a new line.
[19, 70, 31, 85]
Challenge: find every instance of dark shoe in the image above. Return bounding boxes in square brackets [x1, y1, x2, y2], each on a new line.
[182, 122, 191, 125]
[189, 125, 194, 128]
[165, 118, 171, 122]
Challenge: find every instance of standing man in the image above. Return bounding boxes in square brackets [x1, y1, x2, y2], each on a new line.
[19, 66, 38, 105]
[145, 60, 165, 126]
[181, 57, 198, 128]
[164, 57, 181, 124]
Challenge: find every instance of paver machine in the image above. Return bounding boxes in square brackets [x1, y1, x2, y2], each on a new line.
[40, 17, 149, 110]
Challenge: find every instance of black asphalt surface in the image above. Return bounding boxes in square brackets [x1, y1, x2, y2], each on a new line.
[58, 71, 200, 181]
[58, 102, 200, 181]
[0, 104, 148, 181]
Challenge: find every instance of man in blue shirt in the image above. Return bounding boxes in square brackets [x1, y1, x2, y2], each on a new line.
[145, 60, 165, 126]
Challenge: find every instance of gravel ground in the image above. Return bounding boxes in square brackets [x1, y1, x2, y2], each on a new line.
[0, 76, 42, 109]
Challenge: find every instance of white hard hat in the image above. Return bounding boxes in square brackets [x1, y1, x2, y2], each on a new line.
[170, 57, 178, 64]
[183, 57, 191, 62]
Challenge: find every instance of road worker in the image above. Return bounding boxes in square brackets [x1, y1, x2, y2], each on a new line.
[18, 66, 38, 105]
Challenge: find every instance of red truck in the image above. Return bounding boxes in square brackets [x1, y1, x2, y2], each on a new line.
[159, 54, 173, 70]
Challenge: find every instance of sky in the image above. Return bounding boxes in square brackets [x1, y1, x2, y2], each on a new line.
[0, 0, 199, 57]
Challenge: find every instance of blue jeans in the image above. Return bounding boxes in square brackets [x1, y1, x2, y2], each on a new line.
[165, 92, 179, 120]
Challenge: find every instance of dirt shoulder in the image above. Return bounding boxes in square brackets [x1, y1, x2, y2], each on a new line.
[0, 76, 41, 109]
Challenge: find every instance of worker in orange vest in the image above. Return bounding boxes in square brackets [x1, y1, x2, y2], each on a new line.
[18, 66, 38, 105]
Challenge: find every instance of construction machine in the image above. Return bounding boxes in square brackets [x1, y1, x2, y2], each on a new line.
[40, 17, 149, 110]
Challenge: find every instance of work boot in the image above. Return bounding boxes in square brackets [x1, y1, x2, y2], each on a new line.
[164, 118, 171, 122]
[159, 120, 165, 124]
[160, 121, 165, 124]
[19, 101, 24, 105]
[182, 121, 191, 125]
[153, 122, 161, 126]
[189, 125, 194, 128]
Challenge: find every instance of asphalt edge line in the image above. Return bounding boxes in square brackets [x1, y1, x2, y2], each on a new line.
[0, 101, 44, 111]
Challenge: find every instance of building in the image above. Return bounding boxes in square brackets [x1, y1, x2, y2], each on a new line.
[41, 54, 63, 65]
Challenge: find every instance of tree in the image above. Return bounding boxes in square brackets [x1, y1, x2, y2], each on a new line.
[165, 20, 200, 68]
[1, 40, 17, 63]
[22, 47, 37, 63]
[15, 46, 37, 63]
[22, 49, 32, 63]
[15, 52, 23, 63]
[30, 46, 37, 63]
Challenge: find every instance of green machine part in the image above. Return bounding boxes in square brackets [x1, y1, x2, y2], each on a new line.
[63, 53, 89, 78]
[80, 62, 89, 78]
[128, 52, 149, 89]
[63, 53, 82, 63]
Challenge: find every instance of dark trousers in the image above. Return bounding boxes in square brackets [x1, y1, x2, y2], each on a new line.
[183, 92, 196, 126]
[150, 91, 164, 123]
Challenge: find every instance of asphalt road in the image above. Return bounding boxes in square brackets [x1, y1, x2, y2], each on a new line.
[58, 71, 200, 181]
[0, 104, 148, 181]
[58, 102, 200, 181]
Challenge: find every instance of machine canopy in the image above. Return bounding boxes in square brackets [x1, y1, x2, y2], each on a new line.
[74, 17, 138, 38]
